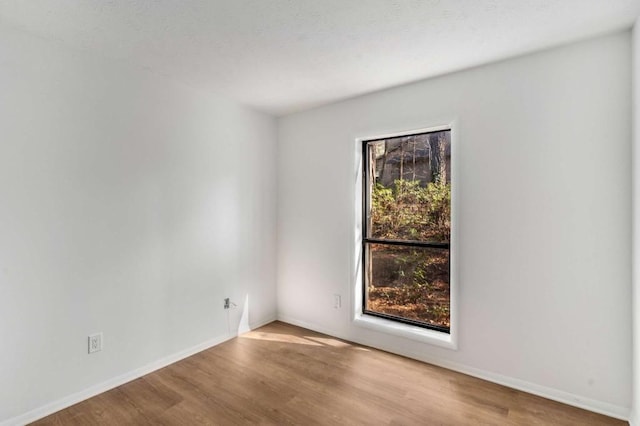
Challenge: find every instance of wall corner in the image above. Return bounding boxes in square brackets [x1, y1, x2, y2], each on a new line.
[631, 15, 640, 426]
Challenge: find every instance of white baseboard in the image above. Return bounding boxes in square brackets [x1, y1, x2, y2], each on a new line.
[276, 314, 342, 338]
[277, 314, 630, 422]
[1, 315, 277, 426]
[250, 313, 278, 330]
[4, 313, 627, 425]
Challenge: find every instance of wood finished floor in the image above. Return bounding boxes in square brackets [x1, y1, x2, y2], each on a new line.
[33, 321, 624, 426]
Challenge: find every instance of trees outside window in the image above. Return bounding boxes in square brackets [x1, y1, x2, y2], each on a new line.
[363, 130, 451, 333]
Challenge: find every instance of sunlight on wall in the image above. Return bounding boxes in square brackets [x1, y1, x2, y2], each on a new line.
[238, 294, 250, 335]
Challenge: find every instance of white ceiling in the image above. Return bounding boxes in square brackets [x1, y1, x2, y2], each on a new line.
[0, 1, 638, 116]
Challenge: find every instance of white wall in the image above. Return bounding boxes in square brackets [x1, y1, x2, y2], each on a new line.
[632, 17, 640, 426]
[277, 31, 632, 418]
[0, 24, 277, 423]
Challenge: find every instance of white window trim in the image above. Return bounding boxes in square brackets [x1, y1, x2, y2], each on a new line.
[352, 122, 459, 350]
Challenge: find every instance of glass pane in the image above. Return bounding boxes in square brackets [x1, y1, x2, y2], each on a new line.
[365, 243, 450, 330]
[366, 131, 451, 243]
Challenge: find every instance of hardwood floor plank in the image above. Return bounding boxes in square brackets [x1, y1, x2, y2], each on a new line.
[31, 321, 625, 426]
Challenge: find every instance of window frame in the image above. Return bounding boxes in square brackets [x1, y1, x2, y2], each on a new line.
[353, 123, 458, 350]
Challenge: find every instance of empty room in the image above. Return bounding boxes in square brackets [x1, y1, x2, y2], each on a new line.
[1, 1, 640, 425]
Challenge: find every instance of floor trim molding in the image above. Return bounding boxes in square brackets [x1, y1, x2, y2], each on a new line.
[277, 314, 630, 423]
[1, 315, 276, 426]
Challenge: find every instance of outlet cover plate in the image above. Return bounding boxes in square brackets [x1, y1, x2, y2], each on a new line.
[88, 332, 103, 354]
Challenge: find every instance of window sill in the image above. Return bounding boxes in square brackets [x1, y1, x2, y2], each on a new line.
[353, 313, 457, 350]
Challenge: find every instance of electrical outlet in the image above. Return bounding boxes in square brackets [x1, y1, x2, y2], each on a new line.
[334, 294, 341, 309]
[88, 333, 103, 354]
[224, 298, 230, 309]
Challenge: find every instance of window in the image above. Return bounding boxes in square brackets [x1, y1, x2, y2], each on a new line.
[362, 129, 451, 334]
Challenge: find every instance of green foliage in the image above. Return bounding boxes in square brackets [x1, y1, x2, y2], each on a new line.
[368, 178, 451, 327]
[371, 179, 450, 242]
